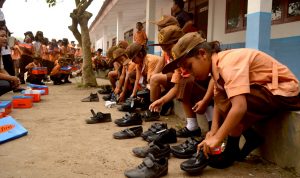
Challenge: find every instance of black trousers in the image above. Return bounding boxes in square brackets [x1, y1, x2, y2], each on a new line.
[0, 80, 12, 96]
[2, 54, 15, 76]
[18, 55, 33, 82]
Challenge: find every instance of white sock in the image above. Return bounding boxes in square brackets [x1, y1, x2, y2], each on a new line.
[186, 117, 198, 131]
[205, 106, 214, 122]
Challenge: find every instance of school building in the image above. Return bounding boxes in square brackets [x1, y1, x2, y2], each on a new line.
[89, 0, 300, 174]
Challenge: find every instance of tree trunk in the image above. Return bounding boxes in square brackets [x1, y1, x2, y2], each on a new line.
[78, 11, 97, 87]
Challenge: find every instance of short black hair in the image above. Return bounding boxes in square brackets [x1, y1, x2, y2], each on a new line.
[97, 48, 103, 53]
[136, 22, 143, 26]
[173, 0, 184, 10]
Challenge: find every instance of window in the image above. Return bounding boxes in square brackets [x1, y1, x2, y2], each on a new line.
[272, 0, 300, 24]
[225, 0, 248, 33]
[112, 37, 116, 47]
[124, 29, 133, 44]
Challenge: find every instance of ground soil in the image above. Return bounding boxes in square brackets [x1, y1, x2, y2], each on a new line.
[0, 78, 298, 178]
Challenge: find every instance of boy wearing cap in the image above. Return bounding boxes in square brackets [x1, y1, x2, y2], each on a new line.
[146, 25, 183, 120]
[106, 47, 123, 93]
[163, 32, 300, 170]
[125, 43, 161, 99]
[150, 26, 213, 137]
[113, 49, 136, 102]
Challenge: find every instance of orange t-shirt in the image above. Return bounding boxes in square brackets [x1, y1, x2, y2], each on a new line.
[134, 30, 147, 46]
[140, 54, 160, 82]
[41, 44, 49, 61]
[11, 45, 21, 60]
[212, 48, 299, 98]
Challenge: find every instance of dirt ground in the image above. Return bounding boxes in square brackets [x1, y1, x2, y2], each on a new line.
[0, 78, 298, 178]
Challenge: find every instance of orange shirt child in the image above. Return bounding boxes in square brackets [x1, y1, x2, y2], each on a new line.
[133, 22, 148, 46]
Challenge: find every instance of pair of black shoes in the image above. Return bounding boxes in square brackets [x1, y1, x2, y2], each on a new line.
[132, 140, 171, 159]
[141, 109, 160, 122]
[118, 97, 150, 112]
[81, 93, 99, 102]
[85, 109, 111, 124]
[97, 85, 112, 94]
[102, 92, 117, 102]
[114, 112, 142, 127]
[171, 137, 203, 159]
[141, 122, 168, 140]
[141, 123, 177, 144]
[113, 126, 143, 139]
[176, 127, 202, 138]
[124, 153, 168, 178]
[146, 128, 177, 144]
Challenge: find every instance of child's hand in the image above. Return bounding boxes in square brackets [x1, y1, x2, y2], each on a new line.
[197, 136, 222, 159]
[149, 99, 164, 113]
[192, 100, 208, 114]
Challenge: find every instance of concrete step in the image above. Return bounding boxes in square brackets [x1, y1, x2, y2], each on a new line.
[173, 99, 300, 175]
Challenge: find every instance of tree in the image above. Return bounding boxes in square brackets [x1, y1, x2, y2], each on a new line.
[46, 0, 97, 87]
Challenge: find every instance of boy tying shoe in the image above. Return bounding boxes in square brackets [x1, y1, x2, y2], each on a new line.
[162, 32, 300, 173]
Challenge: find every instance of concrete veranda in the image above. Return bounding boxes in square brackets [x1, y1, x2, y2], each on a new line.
[0, 78, 296, 178]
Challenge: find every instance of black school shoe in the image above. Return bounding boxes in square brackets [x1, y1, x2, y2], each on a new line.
[180, 151, 210, 174]
[102, 92, 117, 102]
[171, 137, 203, 159]
[85, 109, 112, 124]
[124, 153, 168, 178]
[113, 126, 143, 139]
[132, 140, 171, 159]
[146, 128, 177, 144]
[97, 85, 112, 94]
[141, 123, 168, 140]
[115, 112, 143, 127]
[176, 127, 202, 138]
[118, 97, 136, 112]
[141, 109, 160, 122]
[81, 93, 99, 102]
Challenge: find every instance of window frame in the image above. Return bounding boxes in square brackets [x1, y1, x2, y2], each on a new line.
[225, 0, 248, 33]
[272, 0, 300, 25]
[225, 0, 300, 33]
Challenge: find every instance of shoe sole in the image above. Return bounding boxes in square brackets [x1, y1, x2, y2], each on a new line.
[180, 162, 209, 174]
[116, 122, 143, 127]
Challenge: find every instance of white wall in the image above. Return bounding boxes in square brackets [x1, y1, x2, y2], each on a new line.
[211, 0, 246, 44]
[210, 0, 300, 45]
[271, 21, 300, 39]
[95, 37, 103, 50]
[154, 0, 173, 54]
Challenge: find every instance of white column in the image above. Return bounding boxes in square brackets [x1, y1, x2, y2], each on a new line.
[146, 0, 156, 54]
[207, 0, 215, 41]
[246, 0, 273, 52]
[102, 26, 108, 54]
[117, 11, 124, 42]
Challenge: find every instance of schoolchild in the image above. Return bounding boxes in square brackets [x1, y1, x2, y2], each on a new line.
[0, 26, 20, 96]
[49, 58, 70, 85]
[18, 31, 34, 84]
[113, 48, 136, 103]
[133, 22, 148, 46]
[25, 57, 45, 85]
[163, 32, 300, 171]
[125, 43, 161, 98]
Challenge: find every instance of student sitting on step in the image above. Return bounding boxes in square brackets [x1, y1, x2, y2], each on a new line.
[163, 31, 300, 172]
